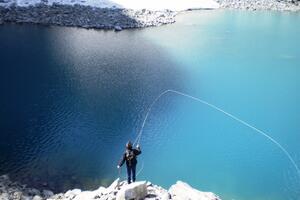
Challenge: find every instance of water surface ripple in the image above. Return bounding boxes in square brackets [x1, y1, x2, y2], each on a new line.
[0, 10, 300, 200]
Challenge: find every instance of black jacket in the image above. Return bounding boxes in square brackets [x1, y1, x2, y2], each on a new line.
[119, 147, 141, 167]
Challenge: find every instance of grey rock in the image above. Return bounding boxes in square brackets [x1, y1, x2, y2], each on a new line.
[12, 191, 23, 200]
[28, 188, 41, 196]
[114, 25, 122, 31]
[42, 189, 54, 198]
[116, 181, 147, 200]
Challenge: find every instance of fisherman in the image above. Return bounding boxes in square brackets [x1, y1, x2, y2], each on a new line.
[117, 141, 141, 184]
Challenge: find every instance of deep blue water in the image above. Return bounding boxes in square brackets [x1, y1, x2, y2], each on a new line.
[0, 10, 300, 200]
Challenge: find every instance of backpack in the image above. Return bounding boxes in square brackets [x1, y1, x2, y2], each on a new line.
[126, 149, 135, 166]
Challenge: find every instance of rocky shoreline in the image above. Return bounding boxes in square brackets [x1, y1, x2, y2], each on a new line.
[0, 174, 221, 200]
[217, 0, 300, 11]
[0, 0, 300, 30]
[0, 3, 176, 30]
[0, 175, 54, 200]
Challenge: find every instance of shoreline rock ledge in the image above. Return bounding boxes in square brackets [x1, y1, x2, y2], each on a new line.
[50, 178, 222, 200]
[0, 175, 221, 200]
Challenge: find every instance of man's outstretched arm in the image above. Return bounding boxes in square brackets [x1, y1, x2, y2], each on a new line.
[118, 153, 126, 168]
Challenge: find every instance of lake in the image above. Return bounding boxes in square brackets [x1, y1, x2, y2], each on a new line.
[0, 10, 300, 200]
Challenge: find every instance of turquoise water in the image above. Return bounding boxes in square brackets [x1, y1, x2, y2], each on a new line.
[0, 10, 300, 200]
[138, 11, 300, 200]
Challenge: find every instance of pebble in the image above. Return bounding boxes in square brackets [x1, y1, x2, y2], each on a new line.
[114, 25, 122, 31]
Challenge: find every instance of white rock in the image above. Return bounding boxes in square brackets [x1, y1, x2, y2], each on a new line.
[65, 189, 82, 198]
[146, 181, 152, 187]
[168, 181, 221, 200]
[13, 191, 22, 199]
[107, 178, 120, 191]
[47, 193, 64, 200]
[73, 191, 96, 200]
[32, 195, 43, 200]
[0, 193, 9, 200]
[160, 192, 171, 200]
[116, 181, 147, 200]
[22, 195, 33, 200]
[94, 186, 107, 196]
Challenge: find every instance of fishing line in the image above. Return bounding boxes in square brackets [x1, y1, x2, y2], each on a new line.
[133, 89, 300, 179]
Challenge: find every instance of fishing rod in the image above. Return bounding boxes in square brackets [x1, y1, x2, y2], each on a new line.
[132, 89, 300, 179]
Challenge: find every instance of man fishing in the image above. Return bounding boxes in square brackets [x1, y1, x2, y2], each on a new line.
[117, 141, 141, 184]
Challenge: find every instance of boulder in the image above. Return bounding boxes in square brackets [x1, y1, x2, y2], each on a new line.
[32, 195, 43, 200]
[0, 193, 9, 200]
[12, 191, 22, 199]
[168, 181, 221, 200]
[116, 181, 147, 200]
[43, 189, 54, 198]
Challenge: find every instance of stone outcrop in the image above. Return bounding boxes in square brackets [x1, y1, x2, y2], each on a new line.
[0, 174, 221, 200]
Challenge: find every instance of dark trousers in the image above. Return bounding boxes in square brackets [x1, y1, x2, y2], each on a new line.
[126, 164, 136, 184]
